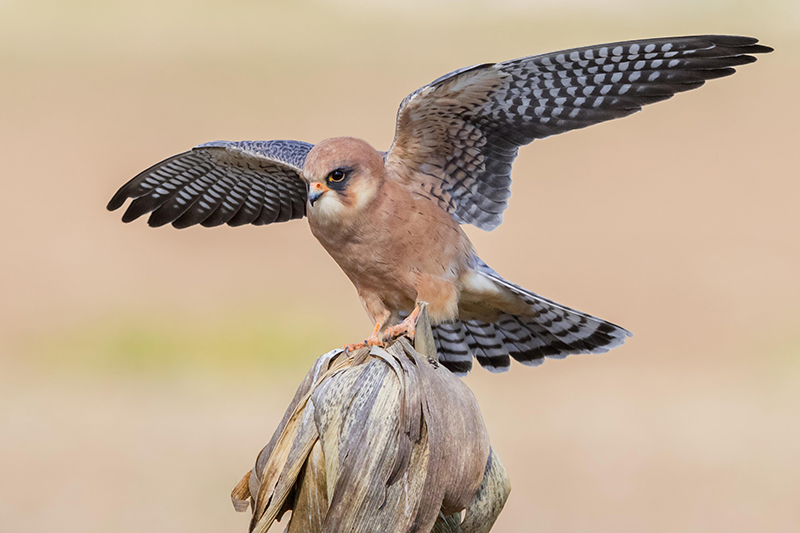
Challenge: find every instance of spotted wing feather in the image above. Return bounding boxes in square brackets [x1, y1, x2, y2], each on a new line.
[386, 35, 771, 231]
[107, 140, 313, 228]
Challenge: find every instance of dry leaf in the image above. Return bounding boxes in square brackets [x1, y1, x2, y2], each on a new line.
[234, 307, 510, 532]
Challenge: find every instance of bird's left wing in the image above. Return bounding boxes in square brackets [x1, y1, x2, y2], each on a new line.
[385, 35, 771, 231]
[107, 140, 313, 228]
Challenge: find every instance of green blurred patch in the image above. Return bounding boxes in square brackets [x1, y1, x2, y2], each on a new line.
[768, 325, 800, 371]
[14, 308, 345, 377]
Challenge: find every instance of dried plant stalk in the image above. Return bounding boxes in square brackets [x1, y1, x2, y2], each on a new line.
[233, 307, 510, 533]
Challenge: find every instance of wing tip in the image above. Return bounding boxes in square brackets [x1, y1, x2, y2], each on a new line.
[120, 206, 143, 224]
[146, 214, 171, 228]
[107, 197, 124, 212]
[107, 186, 132, 212]
[707, 35, 772, 51]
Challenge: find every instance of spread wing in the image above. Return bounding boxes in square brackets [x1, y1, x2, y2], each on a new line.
[385, 35, 772, 231]
[107, 140, 313, 228]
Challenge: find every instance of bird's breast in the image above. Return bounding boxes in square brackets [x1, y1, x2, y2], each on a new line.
[308, 179, 474, 314]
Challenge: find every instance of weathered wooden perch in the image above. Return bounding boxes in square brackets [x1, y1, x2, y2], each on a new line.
[232, 306, 511, 532]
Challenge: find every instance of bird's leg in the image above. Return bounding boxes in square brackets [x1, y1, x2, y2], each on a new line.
[382, 305, 421, 342]
[341, 292, 393, 352]
[366, 321, 384, 346]
[343, 321, 385, 352]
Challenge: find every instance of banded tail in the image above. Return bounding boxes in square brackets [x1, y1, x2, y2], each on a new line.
[434, 259, 631, 375]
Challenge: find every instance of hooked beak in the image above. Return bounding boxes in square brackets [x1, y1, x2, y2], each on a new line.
[308, 182, 328, 207]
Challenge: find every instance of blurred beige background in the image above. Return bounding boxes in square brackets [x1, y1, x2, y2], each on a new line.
[1, 1, 798, 531]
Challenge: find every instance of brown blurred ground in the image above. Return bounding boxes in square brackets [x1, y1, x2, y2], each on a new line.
[1, 1, 799, 532]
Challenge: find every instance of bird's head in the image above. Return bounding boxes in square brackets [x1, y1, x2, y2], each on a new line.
[303, 137, 385, 224]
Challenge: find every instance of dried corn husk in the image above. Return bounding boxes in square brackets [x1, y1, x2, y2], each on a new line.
[233, 307, 510, 533]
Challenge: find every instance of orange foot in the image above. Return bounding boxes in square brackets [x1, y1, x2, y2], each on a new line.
[343, 341, 367, 352]
[343, 322, 384, 353]
[382, 306, 420, 343]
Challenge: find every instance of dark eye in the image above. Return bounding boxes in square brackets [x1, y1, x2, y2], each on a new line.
[328, 170, 346, 183]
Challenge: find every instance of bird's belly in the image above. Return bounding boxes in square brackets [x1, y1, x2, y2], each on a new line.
[318, 234, 418, 308]
[308, 190, 472, 321]
[316, 233, 467, 322]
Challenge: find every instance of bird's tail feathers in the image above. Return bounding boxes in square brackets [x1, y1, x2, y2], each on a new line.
[432, 258, 631, 375]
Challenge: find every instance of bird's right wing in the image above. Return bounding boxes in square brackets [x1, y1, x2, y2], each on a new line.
[107, 140, 313, 228]
[385, 35, 772, 231]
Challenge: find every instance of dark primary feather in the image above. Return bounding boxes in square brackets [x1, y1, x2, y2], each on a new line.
[107, 140, 313, 228]
[389, 35, 772, 231]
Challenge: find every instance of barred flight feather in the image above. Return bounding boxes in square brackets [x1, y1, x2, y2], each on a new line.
[107, 140, 313, 229]
[386, 35, 771, 231]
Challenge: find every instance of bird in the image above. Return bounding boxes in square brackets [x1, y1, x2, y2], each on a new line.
[108, 35, 771, 375]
